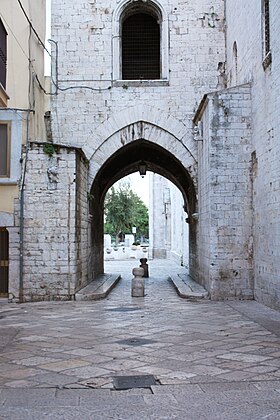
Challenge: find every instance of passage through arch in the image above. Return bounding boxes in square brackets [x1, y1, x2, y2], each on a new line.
[88, 140, 198, 281]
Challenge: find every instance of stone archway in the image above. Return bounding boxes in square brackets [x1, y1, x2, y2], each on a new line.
[88, 135, 198, 282]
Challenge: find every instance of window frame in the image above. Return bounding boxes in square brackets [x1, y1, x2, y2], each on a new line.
[112, 0, 169, 84]
[0, 121, 11, 178]
[0, 19, 8, 106]
[0, 18, 7, 89]
[0, 110, 22, 185]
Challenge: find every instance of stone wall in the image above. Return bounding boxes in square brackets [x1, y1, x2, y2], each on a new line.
[225, 1, 280, 309]
[149, 175, 189, 266]
[73, 152, 90, 291]
[20, 143, 89, 301]
[51, 0, 225, 149]
[149, 173, 168, 259]
[196, 84, 254, 299]
[50, 0, 225, 288]
[9, 0, 280, 307]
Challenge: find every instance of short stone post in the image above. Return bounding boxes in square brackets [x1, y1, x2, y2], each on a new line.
[131, 267, 145, 297]
[139, 258, 149, 278]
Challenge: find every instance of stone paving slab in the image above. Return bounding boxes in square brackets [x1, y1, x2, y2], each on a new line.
[1, 260, 280, 419]
[1, 382, 280, 419]
[75, 273, 121, 300]
[169, 273, 209, 299]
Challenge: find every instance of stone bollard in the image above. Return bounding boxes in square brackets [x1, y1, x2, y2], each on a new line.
[131, 267, 145, 297]
[139, 258, 149, 278]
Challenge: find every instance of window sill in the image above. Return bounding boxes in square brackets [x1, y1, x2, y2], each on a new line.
[0, 179, 18, 186]
[262, 51, 272, 70]
[0, 84, 9, 107]
[113, 79, 169, 88]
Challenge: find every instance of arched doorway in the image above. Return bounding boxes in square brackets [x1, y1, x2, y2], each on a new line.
[89, 140, 197, 281]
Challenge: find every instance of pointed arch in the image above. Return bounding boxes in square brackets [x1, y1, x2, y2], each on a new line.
[88, 121, 197, 193]
[88, 139, 198, 280]
[83, 105, 197, 163]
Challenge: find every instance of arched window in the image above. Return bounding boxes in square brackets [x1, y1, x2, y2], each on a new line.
[112, 0, 168, 82]
[122, 12, 160, 80]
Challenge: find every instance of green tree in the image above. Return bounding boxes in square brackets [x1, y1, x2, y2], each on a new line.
[104, 182, 148, 242]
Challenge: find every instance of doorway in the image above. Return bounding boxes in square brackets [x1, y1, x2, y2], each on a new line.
[0, 227, 9, 297]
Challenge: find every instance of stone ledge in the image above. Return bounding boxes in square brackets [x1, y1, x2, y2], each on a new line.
[169, 274, 209, 300]
[113, 80, 169, 88]
[75, 274, 121, 301]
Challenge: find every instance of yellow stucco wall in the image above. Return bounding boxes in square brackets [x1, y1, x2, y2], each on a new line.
[0, 1, 47, 218]
[0, 186, 18, 213]
[1, 0, 46, 111]
[1, 0, 47, 142]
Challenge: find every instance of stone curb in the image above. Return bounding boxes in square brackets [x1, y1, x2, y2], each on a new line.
[169, 274, 209, 300]
[75, 274, 121, 301]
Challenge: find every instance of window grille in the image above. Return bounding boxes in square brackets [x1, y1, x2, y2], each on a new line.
[262, 0, 271, 68]
[264, 0, 270, 54]
[122, 13, 160, 80]
[0, 19, 7, 89]
[0, 123, 9, 177]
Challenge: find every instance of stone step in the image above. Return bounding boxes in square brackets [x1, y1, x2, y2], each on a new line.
[169, 273, 209, 300]
[75, 274, 121, 301]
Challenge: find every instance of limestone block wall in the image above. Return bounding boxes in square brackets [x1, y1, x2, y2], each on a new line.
[196, 104, 211, 288]
[225, 1, 280, 309]
[74, 153, 90, 291]
[21, 143, 88, 301]
[50, 0, 225, 149]
[196, 84, 254, 299]
[168, 180, 189, 266]
[49, 0, 226, 285]
[149, 173, 168, 259]
[149, 174, 189, 266]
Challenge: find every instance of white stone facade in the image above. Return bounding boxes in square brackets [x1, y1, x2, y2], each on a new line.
[195, 84, 253, 299]
[224, 0, 280, 308]
[19, 143, 89, 301]
[5, 0, 279, 311]
[149, 174, 189, 266]
[50, 0, 225, 150]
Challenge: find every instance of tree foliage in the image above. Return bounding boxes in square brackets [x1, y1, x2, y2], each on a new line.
[104, 182, 149, 240]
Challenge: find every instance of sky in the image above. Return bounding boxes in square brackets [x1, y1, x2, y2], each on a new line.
[44, 0, 51, 75]
[128, 172, 150, 206]
[114, 173, 150, 207]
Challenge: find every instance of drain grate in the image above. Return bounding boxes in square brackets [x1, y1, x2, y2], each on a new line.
[113, 374, 156, 390]
[106, 307, 141, 312]
[117, 337, 156, 346]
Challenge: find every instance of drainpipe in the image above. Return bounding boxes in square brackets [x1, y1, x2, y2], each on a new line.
[19, 109, 31, 303]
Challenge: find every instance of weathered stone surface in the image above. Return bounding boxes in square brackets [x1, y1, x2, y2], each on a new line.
[4, 0, 280, 309]
[1, 260, 280, 418]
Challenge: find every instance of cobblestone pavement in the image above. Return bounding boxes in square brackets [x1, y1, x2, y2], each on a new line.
[1, 260, 280, 419]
